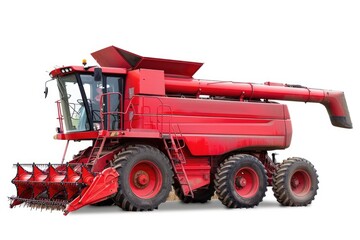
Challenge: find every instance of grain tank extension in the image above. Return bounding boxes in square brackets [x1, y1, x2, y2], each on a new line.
[10, 46, 352, 214]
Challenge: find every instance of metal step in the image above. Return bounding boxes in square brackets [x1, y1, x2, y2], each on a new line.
[162, 135, 193, 197]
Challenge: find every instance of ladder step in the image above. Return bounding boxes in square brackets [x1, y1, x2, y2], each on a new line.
[88, 137, 107, 164]
[173, 161, 186, 165]
[162, 134, 192, 197]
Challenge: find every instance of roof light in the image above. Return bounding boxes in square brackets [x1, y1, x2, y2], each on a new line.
[82, 59, 87, 66]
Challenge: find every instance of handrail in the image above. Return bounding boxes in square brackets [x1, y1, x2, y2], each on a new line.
[55, 100, 64, 133]
[171, 124, 186, 149]
[156, 104, 173, 134]
[53, 92, 183, 138]
[99, 92, 123, 130]
[121, 95, 173, 133]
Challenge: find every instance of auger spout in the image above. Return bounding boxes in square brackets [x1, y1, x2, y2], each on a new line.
[164, 80, 352, 129]
[321, 90, 352, 128]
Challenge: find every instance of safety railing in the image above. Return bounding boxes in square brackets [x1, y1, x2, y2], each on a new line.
[99, 92, 123, 131]
[123, 95, 173, 134]
[123, 95, 185, 150]
[55, 92, 183, 140]
[98, 93, 183, 140]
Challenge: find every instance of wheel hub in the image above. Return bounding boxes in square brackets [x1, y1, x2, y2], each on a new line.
[235, 176, 247, 188]
[291, 178, 300, 188]
[290, 170, 312, 196]
[233, 167, 260, 199]
[134, 170, 149, 188]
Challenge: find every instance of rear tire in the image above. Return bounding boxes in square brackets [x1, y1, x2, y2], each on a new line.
[272, 157, 319, 206]
[113, 145, 173, 211]
[215, 154, 267, 208]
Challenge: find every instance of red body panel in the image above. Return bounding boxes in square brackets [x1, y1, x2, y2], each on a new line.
[127, 69, 165, 96]
[128, 96, 291, 155]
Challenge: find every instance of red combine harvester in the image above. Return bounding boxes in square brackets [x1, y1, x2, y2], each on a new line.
[10, 46, 352, 215]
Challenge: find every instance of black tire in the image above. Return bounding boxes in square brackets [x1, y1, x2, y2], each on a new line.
[215, 154, 267, 208]
[113, 145, 173, 211]
[173, 181, 215, 203]
[272, 157, 319, 206]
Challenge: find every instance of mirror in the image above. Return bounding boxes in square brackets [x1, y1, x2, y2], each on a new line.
[44, 86, 49, 98]
[94, 67, 102, 82]
[44, 79, 55, 99]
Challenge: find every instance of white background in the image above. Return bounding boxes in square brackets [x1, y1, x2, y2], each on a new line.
[1, 0, 359, 239]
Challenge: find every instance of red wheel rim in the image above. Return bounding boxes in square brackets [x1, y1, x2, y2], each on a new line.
[234, 167, 259, 198]
[129, 160, 162, 199]
[290, 170, 311, 197]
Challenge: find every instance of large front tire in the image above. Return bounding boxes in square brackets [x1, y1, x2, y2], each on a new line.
[272, 157, 319, 206]
[215, 154, 267, 208]
[113, 145, 173, 211]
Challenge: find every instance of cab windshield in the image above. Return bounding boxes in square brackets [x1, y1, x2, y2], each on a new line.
[57, 73, 122, 133]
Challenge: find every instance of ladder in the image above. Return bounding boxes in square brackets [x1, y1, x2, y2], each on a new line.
[163, 133, 194, 198]
[88, 136, 107, 165]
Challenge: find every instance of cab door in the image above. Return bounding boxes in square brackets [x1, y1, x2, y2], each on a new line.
[103, 75, 124, 130]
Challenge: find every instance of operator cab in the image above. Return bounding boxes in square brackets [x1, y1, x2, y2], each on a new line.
[49, 66, 125, 133]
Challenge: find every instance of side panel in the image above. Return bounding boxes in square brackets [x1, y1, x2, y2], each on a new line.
[179, 148, 211, 190]
[128, 96, 291, 156]
[183, 134, 285, 155]
[126, 69, 165, 96]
